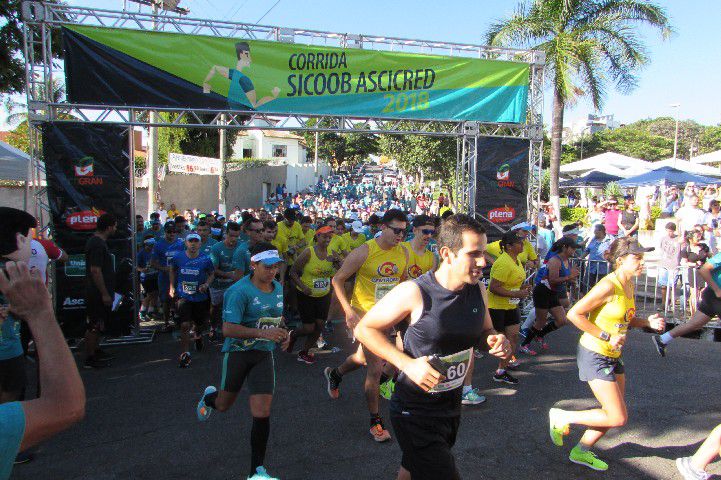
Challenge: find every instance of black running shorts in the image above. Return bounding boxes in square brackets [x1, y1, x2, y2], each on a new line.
[489, 308, 521, 331]
[221, 350, 275, 395]
[176, 298, 210, 326]
[0, 354, 26, 396]
[697, 287, 721, 318]
[532, 284, 561, 310]
[577, 344, 624, 382]
[296, 291, 332, 324]
[141, 276, 159, 294]
[390, 413, 461, 480]
[84, 290, 109, 331]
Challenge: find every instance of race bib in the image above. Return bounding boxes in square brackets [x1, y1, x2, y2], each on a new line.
[374, 282, 396, 302]
[428, 348, 473, 393]
[313, 278, 330, 292]
[508, 296, 520, 306]
[181, 281, 198, 295]
[257, 316, 283, 330]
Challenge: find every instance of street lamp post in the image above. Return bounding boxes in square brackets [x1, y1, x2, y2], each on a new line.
[579, 125, 591, 161]
[670, 103, 680, 168]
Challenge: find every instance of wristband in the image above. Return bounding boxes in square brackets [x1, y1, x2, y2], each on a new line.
[599, 331, 611, 342]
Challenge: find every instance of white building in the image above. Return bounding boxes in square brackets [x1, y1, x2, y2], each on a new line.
[231, 129, 309, 166]
[562, 114, 621, 144]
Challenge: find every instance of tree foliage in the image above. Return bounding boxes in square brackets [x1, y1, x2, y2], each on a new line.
[302, 119, 379, 168]
[154, 114, 239, 165]
[378, 124, 456, 183]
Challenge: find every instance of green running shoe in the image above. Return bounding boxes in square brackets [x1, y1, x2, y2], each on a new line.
[569, 446, 609, 471]
[379, 379, 395, 400]
[548, 408, 569, 446]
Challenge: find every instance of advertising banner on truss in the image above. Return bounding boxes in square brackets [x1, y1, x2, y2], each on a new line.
[474, 137, 530, 242]
[168, 153, 221, 175]
[43, 122, 134, 337]
[62, 25, 529, 123]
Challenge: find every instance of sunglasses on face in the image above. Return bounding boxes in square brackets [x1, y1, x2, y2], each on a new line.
[421, 229, 435, 235]
[187, 238, 200, 243]
[387, 226, 405, 235]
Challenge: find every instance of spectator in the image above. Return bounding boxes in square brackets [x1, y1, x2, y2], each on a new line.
[0, 261, 85, 480]
[658, 222, 682, 311]
[661, 187, 680, 218]
[704, 199, 721, 254]
[157, 202, 168, 223]
[167, 203, 180, 219]
[618, 195, 640, 238]
[603, 199, 621, 237]
[676, 194, 706, 239]
[582, 224, 612, 289]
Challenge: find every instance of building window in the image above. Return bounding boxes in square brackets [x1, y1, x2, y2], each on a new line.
[242, 148, 253, 158]
[272, 145, 287, 158]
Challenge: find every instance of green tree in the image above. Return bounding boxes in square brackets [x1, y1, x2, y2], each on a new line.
[378, 123, 456, 183]
[302, 119, 378, 168]
[6, 120, 30, 154]
[487, 0, 671, 211]
[700, 125, 721, 154]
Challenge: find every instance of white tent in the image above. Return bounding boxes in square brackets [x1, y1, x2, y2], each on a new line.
[560, 152, 653, 178]
[0, 140, 31, 182]
[691, 150, 721, 165]
[653, 158, 721, 177]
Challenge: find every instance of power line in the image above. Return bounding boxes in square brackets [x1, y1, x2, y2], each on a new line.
[227, 0, 250, 22]
[254, 0, 280, 24]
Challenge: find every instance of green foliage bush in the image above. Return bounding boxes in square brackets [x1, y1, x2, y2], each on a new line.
[561, 207, 588, 225]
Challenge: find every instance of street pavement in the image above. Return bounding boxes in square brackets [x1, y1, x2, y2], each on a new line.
[11, 325, 721, 480]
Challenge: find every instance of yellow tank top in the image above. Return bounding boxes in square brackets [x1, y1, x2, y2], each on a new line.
[298, 246, 336, 297]
[351, 239, 408, 312]
[579, 272, 635, 358]
[402, 241, 434, 279]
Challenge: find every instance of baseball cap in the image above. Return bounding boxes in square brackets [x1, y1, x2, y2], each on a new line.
[186, 233, 201, 241]
[501, 231, 524, 246]
[351, 221, 365, 233]
[620, 239, 654, 255]
[511, 222, 532, 232]
[0, 208, 37, 256]
[143, 238, 156, 246]
[250, 249, 283, 266]
[315, 226, 333, 236]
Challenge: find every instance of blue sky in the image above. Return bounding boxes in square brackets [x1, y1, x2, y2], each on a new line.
[3, 0, 720, 128]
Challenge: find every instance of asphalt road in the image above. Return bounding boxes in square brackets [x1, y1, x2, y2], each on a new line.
[11, 325, 721, 480]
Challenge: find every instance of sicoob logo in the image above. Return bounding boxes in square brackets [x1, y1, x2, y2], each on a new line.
[377, 262, 399, 277]
[488, 206, 516, 224]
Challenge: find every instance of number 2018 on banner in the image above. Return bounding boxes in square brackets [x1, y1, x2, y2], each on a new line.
[382, 91, 430, 113]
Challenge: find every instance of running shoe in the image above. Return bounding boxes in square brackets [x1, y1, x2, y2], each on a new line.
[247, 466, 280, 480]
[652, 335, 667, 357]
[370, 417, 392, 442]
[493, 371, 519, 385]
[508, 356, 520, 369]
[569, 446, 609, 471]
[297, 351, 315, 365]
[519, 345, 537, 356]
[139, 311, 147, 322]
[324, 367, 340, 399]
[310, 344, 341, 355]
[179, 352, 191, 368]
[548, 408, 570, 446]
[196, 386, 216, 422]
[676, 457, 710, 480]
[461, 388, 486, 405]
[379, 379, 395, 400]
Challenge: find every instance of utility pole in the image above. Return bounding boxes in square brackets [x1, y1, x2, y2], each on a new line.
[671, 103, 680, 168]
[146, 1, 160, 218]
[218, 114, 227, 216]
[314, 131, 319, 175]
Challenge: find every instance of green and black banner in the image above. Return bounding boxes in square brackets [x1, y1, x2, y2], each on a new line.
[43, 123, 134, 337]
[62, 25, 530, 123]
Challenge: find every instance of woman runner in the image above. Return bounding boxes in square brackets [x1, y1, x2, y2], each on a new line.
[286, 226, 338, 364]
[195, 243, 289, 480]
[519, 237, 579, 355]
[548, 237, 664, 471]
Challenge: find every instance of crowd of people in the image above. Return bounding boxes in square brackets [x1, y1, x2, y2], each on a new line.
[2, 168, 721, 479]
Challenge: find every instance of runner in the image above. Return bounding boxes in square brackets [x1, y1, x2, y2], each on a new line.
[136, 236, 159, 321]
[342, 221, 368, 252]
[287, 226, 337, 364]
[676, 424, 721, 479]
[548, 237, 664, 471]
[519, 237, 579, 355]
[195, 243, 288, 480]
[354, 214, 510, 480]
[196, 220, 218, 256]
[484, 223, 538, 268]
[209, 222, 249, 341]
[488, 231, 531, 384]
[151, 221, 184, 331]
[169, 233, 215, 367]
[652, 240, 721, 357]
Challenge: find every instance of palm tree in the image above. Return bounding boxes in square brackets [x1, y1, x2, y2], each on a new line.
[3, 78, 66, 126]
[486, 0, 671, 214]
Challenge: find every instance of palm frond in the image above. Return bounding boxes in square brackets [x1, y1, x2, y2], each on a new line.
[578, 0, 672, 38]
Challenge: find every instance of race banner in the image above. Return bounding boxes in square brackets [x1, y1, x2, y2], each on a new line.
[62, 25, 529, 123]
[43, 123, 134, 337]
[168, 153, 221, 175]
[474, 137, 530, 242]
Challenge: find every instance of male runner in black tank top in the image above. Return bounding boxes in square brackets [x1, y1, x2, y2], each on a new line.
[355, 214, 511, 480]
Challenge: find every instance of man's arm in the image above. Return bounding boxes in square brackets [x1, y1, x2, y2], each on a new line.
[699, 262, 721, 297]
[0, 262, 85, 451]
[332, 244, 369, 327]
[168, 262, 177, 298]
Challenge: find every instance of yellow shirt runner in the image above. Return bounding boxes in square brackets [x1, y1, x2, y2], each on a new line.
[350, 239, 408, 312]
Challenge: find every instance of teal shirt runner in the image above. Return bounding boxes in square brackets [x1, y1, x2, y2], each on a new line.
[0, 402, 25, 480]
[221, 276, 283, 353]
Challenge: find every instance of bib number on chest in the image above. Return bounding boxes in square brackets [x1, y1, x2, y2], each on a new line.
[428, 348, 473, 393]
[313, 278, 330, 291]
[374, 282, 396, 302]
[181, 281, 198, 295]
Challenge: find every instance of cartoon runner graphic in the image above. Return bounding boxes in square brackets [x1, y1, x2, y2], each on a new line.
[203, 42, 280, 110]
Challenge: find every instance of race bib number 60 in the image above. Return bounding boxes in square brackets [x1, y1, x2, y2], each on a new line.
[428, 348, 473, 393]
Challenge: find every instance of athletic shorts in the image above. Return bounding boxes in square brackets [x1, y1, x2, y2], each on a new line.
[532, 284, 561, 310]
[209, 286, 229, 306]
[577, 344, 624, 382]
[697, 287, 721, 318]
[141, 276, 159, 294]
[84, 291, 109, 330]
[176, 298, 210, 326]
[557, 283, 568, 300]
[489, 308, 521, 331]
[0, 355, 26, 395]
[656, 267, 677, 287]
[296, 291, 331, 324]
[390, 414, 461, 480]
[220, 350, 275, 395]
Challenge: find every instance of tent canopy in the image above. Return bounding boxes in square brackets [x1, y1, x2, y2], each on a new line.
[691, 150, 721, 165]
[618, 166, 719, 187]
[0, 141, 31, 182]
[653, 158, 721, 177]
[560, 170, 623, 188]
[560, 152, 652, 177]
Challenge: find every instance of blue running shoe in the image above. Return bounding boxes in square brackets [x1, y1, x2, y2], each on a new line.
[247, 466, 279, 479]
[196, 386, 216, 422]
